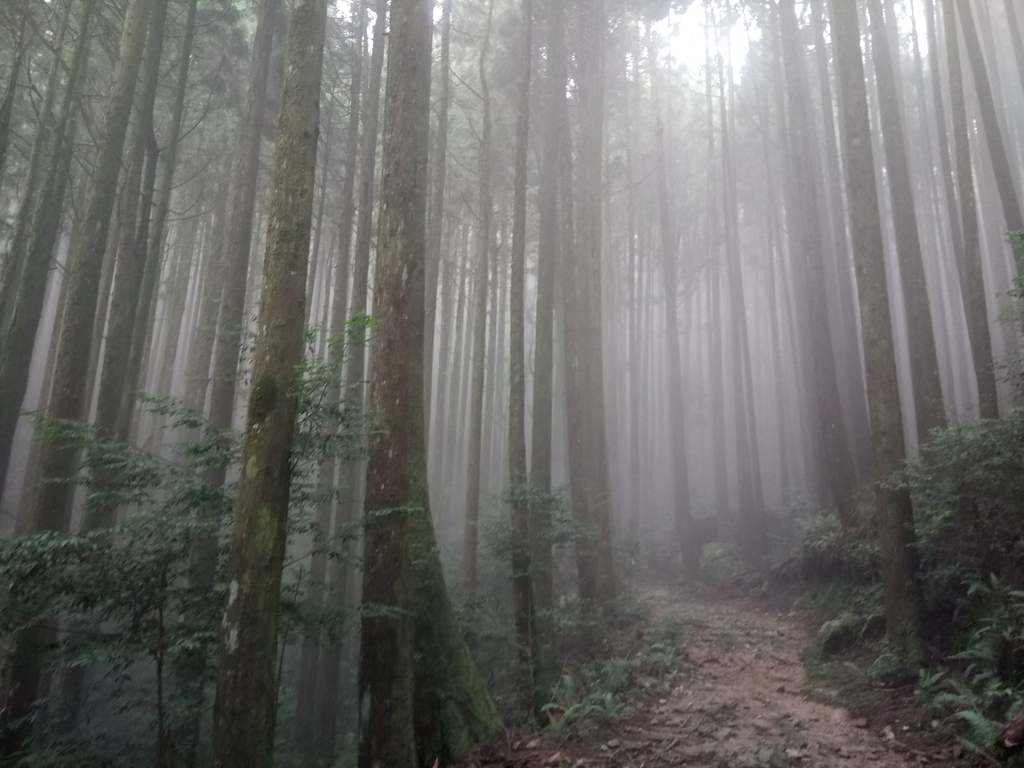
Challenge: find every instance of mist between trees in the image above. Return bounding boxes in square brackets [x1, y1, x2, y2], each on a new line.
[0, 0, 1023, 764]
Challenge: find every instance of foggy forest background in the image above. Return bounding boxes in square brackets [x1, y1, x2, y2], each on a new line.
[1, 0, 1024, 764]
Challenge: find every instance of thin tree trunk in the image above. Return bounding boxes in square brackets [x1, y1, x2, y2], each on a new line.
[810, 0, 873, 474]
[0, 0, 73, 325]
[956, 0, 1024, 250]
[299, 6, 364, 761]
[0, 13, 27, 184]
[575, 0, 615, 608]
[940, 0, 999, 418]
[703, 13, 729, 521]
[313, 3, 384, 760]
[652, 69, 698, 577]
[529, 0, 559, 680]
[508, 0, 535, 714]
[92, 0, 171, 460]
[425, 0, 452, 442]
[0, 0, 91, 501]
[1005, 0, 1024, 93]
[779, 0, 856, 527]
[462, 0, 494, 598]
[718, 43, 766, 561]
[867, 0, 947, 440]
[0, 0, 153, 755]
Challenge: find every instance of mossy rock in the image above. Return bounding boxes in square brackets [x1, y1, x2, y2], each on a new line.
[814, 612, 884, 656]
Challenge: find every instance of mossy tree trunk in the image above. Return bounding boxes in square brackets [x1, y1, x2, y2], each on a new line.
[358, 0, 502, 762]
[210, 0, 329, 764]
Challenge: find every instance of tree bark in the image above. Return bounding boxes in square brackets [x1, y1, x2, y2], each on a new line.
[178, 0, 280, 760]
[779, 0, 856, 527]
[575, 0, 615, 608]
[304, 7, 365, 763]
[939, 0, 999, 418]
[0, 0, 153, 756]
[118, 0, 201, 442]
[830, 0, 926, 660]
[867, 0, 947, 441]
[210, 0, 329, 764]
[424, 0, 453, 445]
[90, 0, 171, 493]
[528, 0, 562, 712]
[0, 0, 91, 502]
[461, 0, 494, 599]
[718, 43, 766, 561]
[955, 0, 1024, 253]
[508, 0, 536, 715]
[653, 97, 698, 578]
[358, 0, 502, 762]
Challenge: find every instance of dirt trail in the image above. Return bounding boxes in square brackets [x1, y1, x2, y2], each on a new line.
[461, 588, 960, 767]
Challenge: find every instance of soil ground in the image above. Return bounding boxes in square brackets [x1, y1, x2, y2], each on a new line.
[457, 586, 968, 767]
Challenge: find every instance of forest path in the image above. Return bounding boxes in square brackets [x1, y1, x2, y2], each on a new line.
[460, 587, 958, 767]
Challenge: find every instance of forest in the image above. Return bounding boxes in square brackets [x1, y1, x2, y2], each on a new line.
[1, 0, 1024, 765]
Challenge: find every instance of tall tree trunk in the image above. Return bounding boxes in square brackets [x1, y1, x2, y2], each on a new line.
[301, 6, 366, 765]
[718, 44, 766, 561]
[1005, 0, 1024, 93]
[178, 0, 280, 760]
[830, 0, 926, 660]
[779, 0, 856, 528]
[809, 0, 873, 474]
[205, 0, 280, 473]
[91, 0, 171, 506]
[210, 0, 328, 764]
[119, 0, 200, 441]
[313, 3, 385, 759]
[653, 93, 698, 577]
[528, 0, 563, 712]
[0, 0, 91, 501]
[425, 0, 453, 444]
[703, 11, 730, 521]
[358, 0, 502, 762]
[0, 0, 153, 756]
[0, 0, 72, 325]
[508, 0, 536, 714]
[575, 0, 615, 608]
[956, 0, 1024, 253]
[867, 0, 947, 441]
[0, 13, 27, 184]
[461, 0, 493, 598]
[939, 0, 999, 418]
